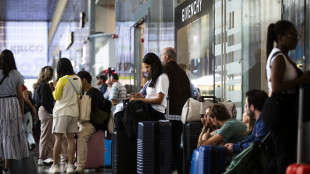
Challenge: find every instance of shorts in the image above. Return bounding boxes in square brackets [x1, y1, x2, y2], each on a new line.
[52, 116, 78, 134]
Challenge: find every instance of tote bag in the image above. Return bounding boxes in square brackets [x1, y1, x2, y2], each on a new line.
[79, 94, 91, 122]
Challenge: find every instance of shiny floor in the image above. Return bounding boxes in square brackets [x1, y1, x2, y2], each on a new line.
[2, 144, 112, 174]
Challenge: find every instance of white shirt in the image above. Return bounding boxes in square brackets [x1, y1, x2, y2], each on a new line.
[266, 48, 298, 94]
[146, 73, 169, 113]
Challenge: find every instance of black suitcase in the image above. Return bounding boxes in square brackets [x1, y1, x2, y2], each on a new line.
[183, 121, 203, 174]
[112, 130, 137, 174]
[137, 121, 172, 174]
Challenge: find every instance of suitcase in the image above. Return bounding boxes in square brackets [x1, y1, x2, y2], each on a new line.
[183, 121, 203, 174]
[84, 130, 105, 169]
[112, 130, 137, 174]
[137, 121, 172, 174]
[286, 84, 310, 174]
[104, 139, 112, 166]
[190, 148, 200, 174]
[197, 145, 225, 174]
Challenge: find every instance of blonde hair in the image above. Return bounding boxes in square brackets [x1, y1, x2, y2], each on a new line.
[33, 66, 54, 89]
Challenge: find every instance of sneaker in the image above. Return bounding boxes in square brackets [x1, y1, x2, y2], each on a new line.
[37, 159, 43, 166]
[66, 164, 75, 173]
[43, 158, 53, 165]
[74, 166, 84, 174]
[49, 164, 60, 173]
[2, 169, 11, 174]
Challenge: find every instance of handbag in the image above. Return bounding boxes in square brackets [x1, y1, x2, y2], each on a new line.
[181, 98, 213, 124]
[224, 133, 272, 174]
[79, 94, 91, 122]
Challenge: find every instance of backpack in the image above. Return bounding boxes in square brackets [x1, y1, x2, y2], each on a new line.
[122, 100, 151, 139]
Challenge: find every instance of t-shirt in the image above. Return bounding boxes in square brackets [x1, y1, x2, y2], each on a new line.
[0, 69, 24, 97]
[216, 119, 247, 143]
[146, 73, 169, 113]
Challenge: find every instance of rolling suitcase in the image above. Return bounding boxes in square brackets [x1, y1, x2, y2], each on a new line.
[104, 139, 112, 167]
[196, 145, 225, 174]
[112, 130, 137, 174]
[183, 121, 203, 174]
[137, 121, 172, 174]
[84, 130, 105, 169]
[286, 84, 310, 174]
[190, 148, 200, 174]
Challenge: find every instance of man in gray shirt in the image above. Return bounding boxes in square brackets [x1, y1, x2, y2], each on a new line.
[197, 103, 247, 147]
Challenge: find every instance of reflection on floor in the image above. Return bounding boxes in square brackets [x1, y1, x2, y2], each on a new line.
[6, 143, 112, 174]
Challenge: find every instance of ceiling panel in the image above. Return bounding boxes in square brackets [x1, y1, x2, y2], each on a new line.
[0, 0, 58, 21]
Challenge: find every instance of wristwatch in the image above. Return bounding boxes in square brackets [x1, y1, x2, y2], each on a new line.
[201, 128, 207, 133]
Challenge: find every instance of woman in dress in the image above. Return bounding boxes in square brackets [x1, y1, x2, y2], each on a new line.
[0, 49, 29, 173]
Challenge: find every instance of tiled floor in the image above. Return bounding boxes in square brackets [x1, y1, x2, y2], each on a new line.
[3, 144, 112, 174]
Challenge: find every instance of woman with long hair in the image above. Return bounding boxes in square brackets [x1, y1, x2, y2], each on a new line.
[49, 58, 82, 173]
[33, 66, 55, 166]
[130, 53, 169, 121]
[0, 49, 29, 173]
[262, 20, 310, 173]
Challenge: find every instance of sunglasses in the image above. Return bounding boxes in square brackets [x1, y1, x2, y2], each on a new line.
[285, 34, 300, 40]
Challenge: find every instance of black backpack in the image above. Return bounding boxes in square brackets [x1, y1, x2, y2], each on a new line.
[122, 100, 151, 139]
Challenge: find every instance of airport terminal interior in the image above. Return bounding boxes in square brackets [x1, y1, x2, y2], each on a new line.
[0, 0, 310, 173]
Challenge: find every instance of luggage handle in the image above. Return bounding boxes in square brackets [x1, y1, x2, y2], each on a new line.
[200, 96, 216, 102]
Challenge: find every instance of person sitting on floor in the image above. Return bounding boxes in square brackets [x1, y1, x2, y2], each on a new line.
[224, 89, 268, 154]
[197, 103, 247, 147]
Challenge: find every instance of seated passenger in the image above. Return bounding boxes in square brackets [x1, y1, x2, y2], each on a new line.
[108, 73, 127, 105]
[75, 71, 111, 173]
[197, 103, 247, 147]
[242, 108, 256, 136]
[224, 89, 268, 154]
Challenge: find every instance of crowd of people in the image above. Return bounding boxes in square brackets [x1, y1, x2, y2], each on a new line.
[0, 19, 310, 174]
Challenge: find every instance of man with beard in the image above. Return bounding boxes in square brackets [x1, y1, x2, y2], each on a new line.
[224, 89, 268, 154]
[197, 103, 247, 147]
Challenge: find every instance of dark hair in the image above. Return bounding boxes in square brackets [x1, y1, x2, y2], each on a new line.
[266, 20, 295, 57]
[112, 73, 119, 81]
[143, 53, 164, 87]
[0, 49, 17, 76]
[56, 58, 75, 80]
[246, 89, 268, 111]
[77, 71, 92, 84]
[209, 103, 230, 121]
[97, 75, 107, 82]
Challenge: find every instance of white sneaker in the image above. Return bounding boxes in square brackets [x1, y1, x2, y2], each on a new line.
[49, 164, 60, 173]
[37, 159, 43, 166]
[74, 166, 84, 174]
[66, 164, 75, 173]
[43, 158, 53, 165]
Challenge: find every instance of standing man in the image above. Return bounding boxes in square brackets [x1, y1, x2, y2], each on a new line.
[96, 74, 107, 95]
[160, 47, 191, 174]
[109, 73, 127, 105]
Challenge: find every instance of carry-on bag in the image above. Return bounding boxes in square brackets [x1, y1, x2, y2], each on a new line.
[190, 148, 200, 174]
[112, 129, 137, 174]
[190, 145, 225, 174]
[286, 84, 310, 174]
[137, 121, 172, 174]
[104, 139, 112, 167]
[183, 121, 203, 174]
[84, 130, 105, 169]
